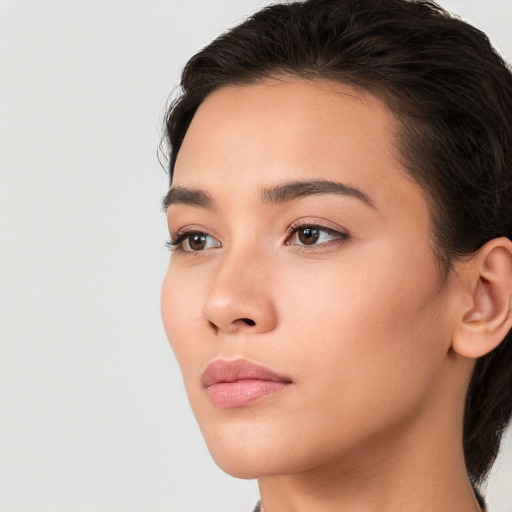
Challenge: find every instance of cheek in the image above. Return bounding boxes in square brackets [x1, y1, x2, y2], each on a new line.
[279, 243, 446, 408]
[161, 263, 205, 373]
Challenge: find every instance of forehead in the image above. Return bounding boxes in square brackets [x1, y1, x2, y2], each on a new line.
[173, 78, 425, 217]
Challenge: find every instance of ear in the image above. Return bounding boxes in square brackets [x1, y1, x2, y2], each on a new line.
[452, 237, 512, 359]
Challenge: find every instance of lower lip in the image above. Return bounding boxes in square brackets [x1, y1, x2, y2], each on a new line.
[206, 379, 289, 408]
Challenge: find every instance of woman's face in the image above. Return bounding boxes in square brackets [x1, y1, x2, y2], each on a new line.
[161, 79, 459, 479]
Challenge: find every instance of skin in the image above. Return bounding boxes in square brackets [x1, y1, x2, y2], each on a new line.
[161, 78, 487, 512]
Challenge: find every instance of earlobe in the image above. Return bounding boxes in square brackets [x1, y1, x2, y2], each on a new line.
[452, 237, 512, 359]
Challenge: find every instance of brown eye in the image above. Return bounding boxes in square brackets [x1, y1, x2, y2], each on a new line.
[297, 227, 320, 245]
[188, 233, 208, 251]
[286, 224, 349, 248]
[167, 231, 221, 252]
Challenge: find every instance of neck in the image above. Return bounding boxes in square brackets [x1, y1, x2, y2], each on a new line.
[257, 397, 482, 512]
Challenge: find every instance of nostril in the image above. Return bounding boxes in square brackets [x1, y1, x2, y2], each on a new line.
[208, 321, 220, 334]
[207, 317, 257, 332]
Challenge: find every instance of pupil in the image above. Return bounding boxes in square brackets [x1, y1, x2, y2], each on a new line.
[299, 227, 319, 245]
[190, 234, 206, 250]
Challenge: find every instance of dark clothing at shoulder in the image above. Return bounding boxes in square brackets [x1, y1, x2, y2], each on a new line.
[474, 485, 487, 511]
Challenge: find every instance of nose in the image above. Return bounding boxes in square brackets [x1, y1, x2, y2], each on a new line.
[202, 247, 278, 335]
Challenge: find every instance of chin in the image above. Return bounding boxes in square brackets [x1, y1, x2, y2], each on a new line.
[202, 421, 337, 481]
[198, 420, 298, 479]
[200, 430, 271, 479]
[212, 456, 264, 480]
[208, 446, 295, 480]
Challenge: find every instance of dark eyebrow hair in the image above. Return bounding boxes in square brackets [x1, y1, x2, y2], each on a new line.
[260, 179, 376, 208]
[162, 186, 214, 211]
[163, 179, 375, 211]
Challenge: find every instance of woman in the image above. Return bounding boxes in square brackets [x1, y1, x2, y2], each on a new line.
[160, 0, 512, 510]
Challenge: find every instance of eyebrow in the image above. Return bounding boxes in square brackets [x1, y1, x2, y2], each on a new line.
[163, 179, 375, 211]
[162, 186, 213, 210]
[260, 179, 376, 208]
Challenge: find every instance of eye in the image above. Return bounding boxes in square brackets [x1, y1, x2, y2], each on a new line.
[286, 224, 349, 247]
[167, 231, 221, 252]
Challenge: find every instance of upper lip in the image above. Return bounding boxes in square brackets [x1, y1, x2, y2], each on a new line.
[201, 358, 292, 387]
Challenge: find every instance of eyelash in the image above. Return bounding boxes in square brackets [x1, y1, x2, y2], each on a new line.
[165, 224, 350, 252]
[165, 230, 214, 252]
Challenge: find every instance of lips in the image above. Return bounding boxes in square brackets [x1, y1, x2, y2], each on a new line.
[201, 358, 292, 408]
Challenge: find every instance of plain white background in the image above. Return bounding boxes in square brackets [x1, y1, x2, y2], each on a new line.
[0, 1, 511, 511]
